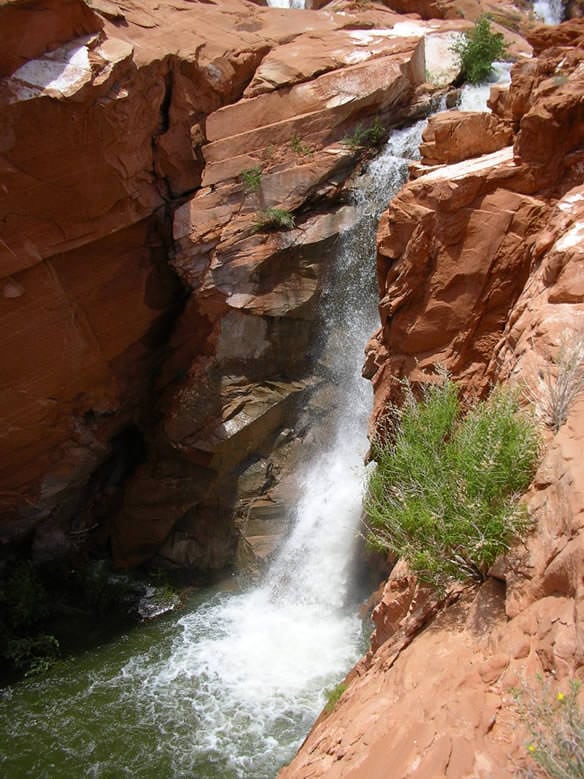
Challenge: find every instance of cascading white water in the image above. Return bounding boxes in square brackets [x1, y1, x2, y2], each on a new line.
[458, 61, 511, 111]
[533, 0, 564, 24]
[266, 0, 305, 8]
[119, 121, 433, 779]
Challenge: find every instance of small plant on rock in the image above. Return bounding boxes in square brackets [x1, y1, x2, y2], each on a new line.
[324, 682, 348, 714]
[514, 677, 584, 778]
[451, 15, 508, 84]
[240, 165, 262, 192]
[342, 117, 386, 149]
[290, 133, 312, 156]
[253, 207, 295, 232]
[365, 373, 540, 591]
[523, 330, 584, 433]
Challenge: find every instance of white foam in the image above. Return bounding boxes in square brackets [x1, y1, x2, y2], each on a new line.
[266, 0, 305, 6]
[533, 0, 564, 24]
[458, 62, 512, 111]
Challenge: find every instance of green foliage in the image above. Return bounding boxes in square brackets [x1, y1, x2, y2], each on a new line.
[4, 634, 60, 676]
[515, 678, 584, 778]
[324, 682, 348, 714]
[290, 134, 312, 156]
[0, 562, 59, 677]
[253, 207, 295, 232]
[450, 16, 508, 84]
[240, 165, 262, 192]
[342, 117, 386, 149]
[365, 375, 540, 591]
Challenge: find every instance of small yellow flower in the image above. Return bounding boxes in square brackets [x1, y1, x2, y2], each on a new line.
[557, 692, 566, 702]
[528, 744, 537, 753]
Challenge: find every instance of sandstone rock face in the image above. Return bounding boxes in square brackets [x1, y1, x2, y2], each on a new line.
[419, 109, 513, 164]
[0, 0, 103, 78]
[281, 23, 584, 779]
[1, 0, 462, 571]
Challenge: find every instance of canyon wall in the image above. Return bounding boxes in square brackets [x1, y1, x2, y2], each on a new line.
[282, 18, 584, 779]
[1, 0, 478, 572]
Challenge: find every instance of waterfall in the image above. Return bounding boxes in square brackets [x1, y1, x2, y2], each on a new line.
[457, 61, 511, 111]
[533, 0, 564, 24]
[266, 0, 306, 8]
[0, 75, 507, 779]
[125, 122, 430, 779]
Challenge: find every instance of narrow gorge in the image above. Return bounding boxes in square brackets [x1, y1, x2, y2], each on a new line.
[1, 0, 584, 777]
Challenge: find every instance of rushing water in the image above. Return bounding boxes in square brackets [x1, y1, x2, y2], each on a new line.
[457, 61, 511, 111]
[0, 70, 505, 777]
[266, 0, 305, 8]
[533, 0, 564, 24]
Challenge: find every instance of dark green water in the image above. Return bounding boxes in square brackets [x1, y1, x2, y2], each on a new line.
[0, 596, 197, 778]
[0, 581, 364, 779]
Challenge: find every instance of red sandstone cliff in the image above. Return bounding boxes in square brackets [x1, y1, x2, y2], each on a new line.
[1, 0, 485, 571]
[281, 19, 584, 779]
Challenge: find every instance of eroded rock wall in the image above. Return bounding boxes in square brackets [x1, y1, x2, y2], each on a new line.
[1, 0, 459, 571]
[281, 19, 584, 779]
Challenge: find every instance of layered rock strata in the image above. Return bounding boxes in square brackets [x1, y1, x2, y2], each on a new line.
[1, 0, 472, 571]
[282, 20, 584, 778]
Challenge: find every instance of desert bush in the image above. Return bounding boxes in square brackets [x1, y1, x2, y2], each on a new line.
[240, 165, 262, 192]
[342, 117, 385, 149]
[253, 207, 295, 231]
[365, 374, 539, 591]
[290, 134, 312, 156]
[524, 331, 584, 433]
[515, 678, 584, 778]
[1, 561, 50, 628]
[451, 16, 508, 84]
[4, 634, 60, 676]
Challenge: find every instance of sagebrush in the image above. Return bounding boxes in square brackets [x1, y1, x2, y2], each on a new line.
[253, 207, 295, 231]
[342, 117, 385, 149]
[365, 375, 540, 591]
[515, 678, 584, 778]
[451, 16, 508, 84]
[523, 331, 584, 433]
[240, 166, 262, 192]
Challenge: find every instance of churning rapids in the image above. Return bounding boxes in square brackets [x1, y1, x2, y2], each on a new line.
[0, 77, 501, 778]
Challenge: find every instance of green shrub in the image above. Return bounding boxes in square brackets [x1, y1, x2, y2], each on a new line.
[451, 16, 508, 84]
[365, 375, 539, 591]
[342, 117, 385, 149]
[240, 165, 262, 192]
[253, 207, 295, 232]
[324, 682, 347, 714]
[290, 133, 312, 156]
[515, 678, 584, 778]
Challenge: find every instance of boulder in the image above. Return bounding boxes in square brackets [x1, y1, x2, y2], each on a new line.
[419, 110, 513, 164]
